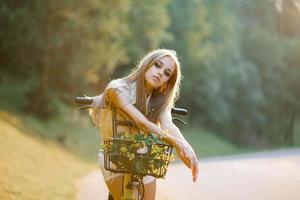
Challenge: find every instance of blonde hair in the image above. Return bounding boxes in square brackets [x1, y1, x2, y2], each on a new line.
[123, 49, 182, 123]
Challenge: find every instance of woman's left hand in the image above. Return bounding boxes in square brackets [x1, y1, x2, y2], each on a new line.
[174, 140, 199, 182]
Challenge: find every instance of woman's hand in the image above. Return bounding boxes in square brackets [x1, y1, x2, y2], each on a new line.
[174, 140, 199, 182]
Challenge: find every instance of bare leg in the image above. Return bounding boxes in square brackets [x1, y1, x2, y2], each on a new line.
[106, 176, 156, 200]
[140, 179, 156, 200]
[106, 175, 123, 200]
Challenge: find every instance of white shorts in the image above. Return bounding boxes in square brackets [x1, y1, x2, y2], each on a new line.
[98, 151, 155, 185]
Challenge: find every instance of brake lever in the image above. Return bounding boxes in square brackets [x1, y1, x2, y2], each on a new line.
[172, 117, 187, 126]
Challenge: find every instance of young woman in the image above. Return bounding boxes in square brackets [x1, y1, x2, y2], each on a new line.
[89, 49, 199, 200]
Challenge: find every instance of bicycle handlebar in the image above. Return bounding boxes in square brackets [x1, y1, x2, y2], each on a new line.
[75, 96, 188, 116]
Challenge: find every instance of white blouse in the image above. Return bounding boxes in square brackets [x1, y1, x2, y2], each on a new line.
[89, 79, 151, 142]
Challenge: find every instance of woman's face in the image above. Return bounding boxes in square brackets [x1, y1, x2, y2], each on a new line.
[144, 56, 176, 90]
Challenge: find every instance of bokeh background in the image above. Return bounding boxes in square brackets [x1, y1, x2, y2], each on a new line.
[1, 0, 300, 199]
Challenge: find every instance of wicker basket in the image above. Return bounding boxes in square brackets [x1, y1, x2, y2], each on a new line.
[103, 136, 173, 178]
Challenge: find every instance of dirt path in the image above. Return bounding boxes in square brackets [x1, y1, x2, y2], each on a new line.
[76, 148, 300, 200]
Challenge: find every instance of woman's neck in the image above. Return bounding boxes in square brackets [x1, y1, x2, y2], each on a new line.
[145, 81, 153, 98]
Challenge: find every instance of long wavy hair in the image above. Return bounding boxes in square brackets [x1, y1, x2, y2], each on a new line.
[123, 49, 182, 123]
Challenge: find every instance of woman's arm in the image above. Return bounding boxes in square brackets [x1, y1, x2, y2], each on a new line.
[107, 89, 185, 152]
[87, 93, 104, 127]
[107, 88, 198, 181]
[158, 109, 199, 182]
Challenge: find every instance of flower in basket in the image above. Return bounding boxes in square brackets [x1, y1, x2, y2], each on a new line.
[101, 132, 175, 178]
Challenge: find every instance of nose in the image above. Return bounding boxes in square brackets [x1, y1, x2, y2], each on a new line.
[157, 69, 163, 77]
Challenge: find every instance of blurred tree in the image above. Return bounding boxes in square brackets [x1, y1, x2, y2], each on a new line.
[0, 0, 130, 118]
[229, 0, 300, 145]
[196, 0, 267, 145]
[111, 0, 172, 79]
[166, 0, 300, 146]
[165, 0, 210, 114]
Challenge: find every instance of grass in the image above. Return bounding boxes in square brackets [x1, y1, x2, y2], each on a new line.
[181, 126, 254, 158]
[0, 111, 95, 200]
[181, 123, 300, 160]
[0, 73, 100, 161]
[0, 75, 102, 199]
[21, 106, 100, 162]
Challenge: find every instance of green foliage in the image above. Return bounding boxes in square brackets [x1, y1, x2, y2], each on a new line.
[166, 0, 210, 62]
[111, 0, 172, 78]
[0, 71, 36, 111]
[0, 0, 131, 118]
[167, 0, 300, 146]
[126, 0, 171, 60]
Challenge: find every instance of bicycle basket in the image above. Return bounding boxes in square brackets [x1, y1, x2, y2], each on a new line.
[102, 132, 174, 178]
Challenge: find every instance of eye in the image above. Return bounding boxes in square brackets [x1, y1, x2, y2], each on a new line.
[164, 71, 171, 77]
[154, 62, 161, 68]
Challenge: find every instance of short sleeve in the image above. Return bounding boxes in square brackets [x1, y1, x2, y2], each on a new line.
[104, 79, 132, 108]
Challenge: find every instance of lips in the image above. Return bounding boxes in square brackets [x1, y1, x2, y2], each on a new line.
[152, 75, 160, 82]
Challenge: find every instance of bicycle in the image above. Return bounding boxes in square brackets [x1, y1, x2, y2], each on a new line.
[75, 96, 187, 200]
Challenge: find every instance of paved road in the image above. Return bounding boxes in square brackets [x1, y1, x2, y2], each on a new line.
[76, 148, 300, 200]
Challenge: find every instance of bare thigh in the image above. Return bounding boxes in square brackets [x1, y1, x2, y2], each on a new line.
[141, 179, 156, 200]
[106, 175, 156, 200]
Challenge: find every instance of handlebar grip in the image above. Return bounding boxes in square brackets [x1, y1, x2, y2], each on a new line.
[171, 108, 187, 116]
[75, 97, 93, 105]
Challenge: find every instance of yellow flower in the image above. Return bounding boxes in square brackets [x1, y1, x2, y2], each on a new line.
[120, 146, 127, 153]
[128, 153, 135, 160]
[124, 132, 130, 138]
[100, 143, 112, 151]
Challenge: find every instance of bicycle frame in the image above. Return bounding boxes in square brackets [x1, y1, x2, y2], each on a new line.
[121, 174, 135, 200]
